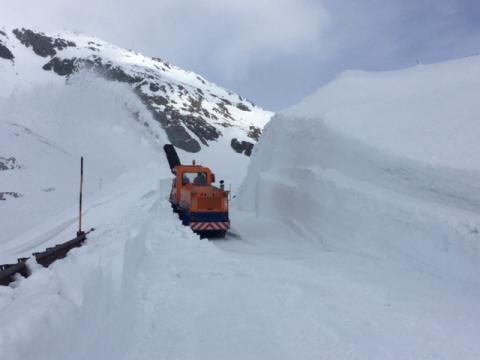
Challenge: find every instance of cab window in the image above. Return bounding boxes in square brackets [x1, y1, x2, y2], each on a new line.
[182, 172, 208, 185]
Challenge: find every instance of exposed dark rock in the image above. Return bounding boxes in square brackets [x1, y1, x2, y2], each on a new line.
[141, 90, 168, 106]
[137, 79, 148, 88]
[0, 43, 14, 60]
[221, 98, 232, 106]
[149, 82, 160, 92]
[43, 57, 77, 76]
[214, 102, 233, 120]
[236, 102, 251, 112]
[152, 57, 171, 69]
[0, 192, 22, 201]
[135, 90, 201, 152]
[41, 187, 55, 192]
[13, 28, 75, 57]
[177, 84, 187, 96]
[231, 139, 254, 156]
[165, 123, 201, 152]
[103, 65, 143, 83]
[178, 113, 221, 145]
[248, 126, 262, 141]
[0, 157, 21, 170]
[0, 30, 6, 37]
[149, 95, 168, 106]
[187, 96, 203, 113]
[82, 58, 143, 83]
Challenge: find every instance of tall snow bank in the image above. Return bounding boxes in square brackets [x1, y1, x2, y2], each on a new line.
[0, 166, 166, 360]
[286, 56, 480, 170]
[0, 74, 171, 358]
[238, 57, 480, 283]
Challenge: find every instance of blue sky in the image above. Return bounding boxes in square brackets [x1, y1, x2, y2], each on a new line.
[2, 0, 480, 110]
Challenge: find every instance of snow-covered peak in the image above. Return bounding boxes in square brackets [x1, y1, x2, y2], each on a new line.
[0, 27, 272, 154]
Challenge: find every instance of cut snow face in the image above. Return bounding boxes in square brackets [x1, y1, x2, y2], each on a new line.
[0, 27, 272, 154]
[237, 55, 480, 282]
[230, 57, 480, 357]
[237, 115, 480, 281]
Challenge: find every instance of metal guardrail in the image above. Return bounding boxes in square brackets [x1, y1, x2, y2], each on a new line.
[0, 228, 94, 286]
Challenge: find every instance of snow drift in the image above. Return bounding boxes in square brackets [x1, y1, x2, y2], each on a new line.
[238, 115, 480, 281]
[239, 56, 480, 282]
[232, 56, 480, 357]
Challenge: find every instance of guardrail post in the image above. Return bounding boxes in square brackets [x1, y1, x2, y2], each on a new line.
[77, 156, 84, 237]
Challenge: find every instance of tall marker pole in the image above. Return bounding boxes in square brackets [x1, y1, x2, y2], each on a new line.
[78, 156, 84, 236]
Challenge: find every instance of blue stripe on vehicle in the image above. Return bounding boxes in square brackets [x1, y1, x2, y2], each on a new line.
[190, 211, 229, 222]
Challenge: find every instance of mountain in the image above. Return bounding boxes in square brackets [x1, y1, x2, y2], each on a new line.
[0, 26, 271, 243]
[0, 27, 272, 154]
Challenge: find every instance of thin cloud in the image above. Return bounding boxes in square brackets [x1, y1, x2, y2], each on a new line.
[0, 0, 331, 80]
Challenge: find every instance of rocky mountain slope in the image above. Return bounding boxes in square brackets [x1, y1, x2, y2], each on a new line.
[0, 27, 272, 154]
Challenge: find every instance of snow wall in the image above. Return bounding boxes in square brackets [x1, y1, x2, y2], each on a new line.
[0, 75, 168, 359]
[238, 58, 480, 284]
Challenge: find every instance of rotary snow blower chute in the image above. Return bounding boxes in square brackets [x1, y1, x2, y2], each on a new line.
[163, 144, 230, 238]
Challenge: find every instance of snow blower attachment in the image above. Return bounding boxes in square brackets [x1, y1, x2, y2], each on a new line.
[164, 144, 181, 174]
[163, 144, 230, 238]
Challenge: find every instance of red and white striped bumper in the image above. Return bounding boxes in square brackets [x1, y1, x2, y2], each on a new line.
[191, 222, 230, 231]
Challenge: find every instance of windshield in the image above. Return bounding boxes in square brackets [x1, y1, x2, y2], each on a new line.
[182, 172, 208, 185]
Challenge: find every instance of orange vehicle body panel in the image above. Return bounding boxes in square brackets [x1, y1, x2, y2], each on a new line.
[171, 165, 228, 213]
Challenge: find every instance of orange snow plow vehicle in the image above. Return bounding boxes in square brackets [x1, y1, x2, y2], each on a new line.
[163, 144, 230, 238]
